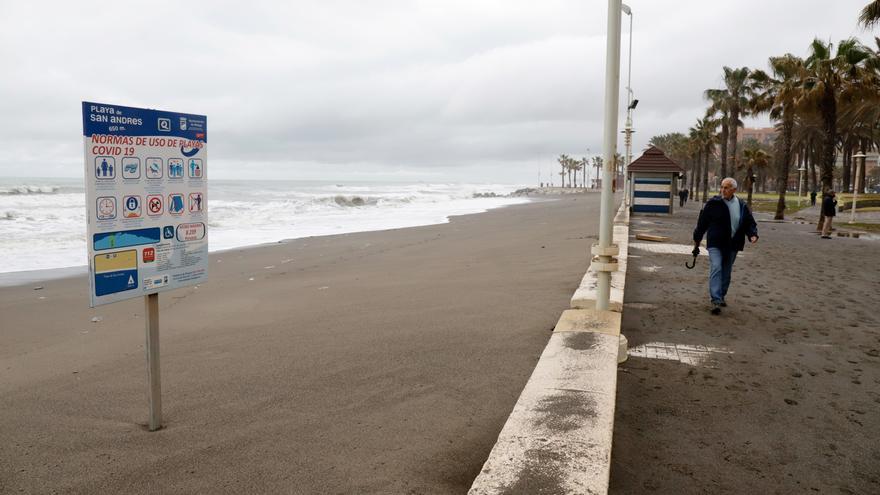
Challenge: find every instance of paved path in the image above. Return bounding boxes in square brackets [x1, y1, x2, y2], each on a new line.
[609, 200, 880, 494]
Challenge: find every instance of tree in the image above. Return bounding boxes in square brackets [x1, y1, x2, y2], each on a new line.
[591, 156, 603, 188]
[691, 117, 718, 202]
[557, 154, 570, 188]
[569, 156, 583, 188]
[581, 157, 589, 189]
[751, 53, 806, 219]
[803, 38, 870, 192]
[741, 144, 772, 208]
[704, 88, 732, 178]
[860, 0, 880, 28]
[720, 67, 757, 180]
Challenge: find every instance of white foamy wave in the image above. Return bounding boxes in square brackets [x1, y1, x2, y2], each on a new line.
[0, 179, 531, 275]
[0, 184, 62, 195]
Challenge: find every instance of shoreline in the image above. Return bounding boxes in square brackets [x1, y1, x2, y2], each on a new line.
[0, 192, 586, 288]
[0, 196, 553, 288]
[1, 193, 602, 493]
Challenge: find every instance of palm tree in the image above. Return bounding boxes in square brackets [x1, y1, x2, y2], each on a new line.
[860, 0, 880, 28]
[704, 88, 731, 178]
[591, 156, 603, 188]
[557, 154, 570, 188]
[581, 157, 589, 188]
[741, 145, 771, 207]
[695, 116, 719, 202]
[570, 157, 583, 188]
[688, 125, 703, 201]
[803, 38, 870, 192]
[720, 67, 756, 179]
[751, 54, 806, 219]
[791, 109, 825, 195]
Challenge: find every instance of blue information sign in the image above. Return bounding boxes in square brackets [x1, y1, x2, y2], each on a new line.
[83, 102, 208, 307]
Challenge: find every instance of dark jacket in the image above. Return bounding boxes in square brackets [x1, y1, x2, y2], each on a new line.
[693, 195, 758, 251]
[822, 194, 837, 217]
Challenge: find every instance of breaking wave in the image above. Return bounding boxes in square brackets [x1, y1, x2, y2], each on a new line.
[0, 185, 63, 195]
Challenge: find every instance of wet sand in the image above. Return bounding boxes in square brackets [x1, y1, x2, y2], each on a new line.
[610, 202, 880, 493]
[0, 194, 601, 494]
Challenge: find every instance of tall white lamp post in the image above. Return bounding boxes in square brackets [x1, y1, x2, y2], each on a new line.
[621, 4, 635, 206]
[595, 0, 624, 311]
[850, 150, 866, 223]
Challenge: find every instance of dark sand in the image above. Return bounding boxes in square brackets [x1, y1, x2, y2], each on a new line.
[610, 203, 880, 494]
[1, 194, 601, 494]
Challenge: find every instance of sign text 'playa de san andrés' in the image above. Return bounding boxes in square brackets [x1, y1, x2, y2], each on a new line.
[82, 102, 208, 307]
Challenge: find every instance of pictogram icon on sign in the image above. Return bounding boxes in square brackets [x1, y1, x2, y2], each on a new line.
[189, 193, 203, 213]
[142, 247, 156, 263]
[122, 157, 140, 179]
[188, 159, 203, 178]
[168, 158, 184, 178]
[158, 118, 171, 132]
[95, 156, 116, 179]
[168, 193, 185, 215]
[97, 196, 116, 220]
[146, 158, 163, 179]
[147, 195, 163, 216]
[163, 226, 175, 239]
[123, 195, 141, 218]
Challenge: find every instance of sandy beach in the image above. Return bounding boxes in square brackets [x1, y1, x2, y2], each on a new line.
[610, 202, 880, 493]
[0, 194, 602, 494]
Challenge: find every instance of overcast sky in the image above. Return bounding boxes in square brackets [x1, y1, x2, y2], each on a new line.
[0, 1, 874, 183]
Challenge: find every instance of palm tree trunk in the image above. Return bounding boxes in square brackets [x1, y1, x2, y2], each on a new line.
[689, 157, 696, 200]
[774, 116, 793, 220]
[842, 139, 852, 192]
[746, 166, 754, 207]
[808, 141, 817, 195]
[820, 90, 836, 193]
[702, 144, 711, 202]
[720, 118, 729, 179]
[859, 138, 869, 193]
[728, 110, 739, 180]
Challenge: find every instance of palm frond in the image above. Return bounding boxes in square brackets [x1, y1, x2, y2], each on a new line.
[859, 0, 880, 28]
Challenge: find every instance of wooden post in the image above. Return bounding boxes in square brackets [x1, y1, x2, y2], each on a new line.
[145, 293, 162, 431]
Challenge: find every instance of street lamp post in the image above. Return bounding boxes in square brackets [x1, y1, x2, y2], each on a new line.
[595, 0, 623, 311]
[621, 4, 634, 206]
[850, 150, 866, 224]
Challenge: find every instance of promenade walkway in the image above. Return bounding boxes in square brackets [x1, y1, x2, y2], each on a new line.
[609, 200, 880, 494]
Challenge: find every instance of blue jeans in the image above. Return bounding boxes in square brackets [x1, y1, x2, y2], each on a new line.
[708, 247, 737, 304]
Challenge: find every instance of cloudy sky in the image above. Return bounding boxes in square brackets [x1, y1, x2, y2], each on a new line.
[0, 1, 874, 183]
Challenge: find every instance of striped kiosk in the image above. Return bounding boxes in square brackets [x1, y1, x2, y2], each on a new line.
[627, 146, 685, 215]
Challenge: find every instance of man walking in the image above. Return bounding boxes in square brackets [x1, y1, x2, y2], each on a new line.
[821, 189, 837, 239]
[692, 178, 759, 315]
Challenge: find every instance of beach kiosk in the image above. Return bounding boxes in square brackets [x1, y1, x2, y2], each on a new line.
[627, 146, 685, 214]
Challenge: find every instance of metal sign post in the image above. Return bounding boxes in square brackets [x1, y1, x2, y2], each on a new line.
[145, 293, 162, 431]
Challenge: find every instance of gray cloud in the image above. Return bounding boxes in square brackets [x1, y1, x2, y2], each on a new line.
[0, 0, 872, 182]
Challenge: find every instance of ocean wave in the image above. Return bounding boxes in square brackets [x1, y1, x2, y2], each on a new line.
[0, 185, 62, 195]
[316, 195, 404, 207]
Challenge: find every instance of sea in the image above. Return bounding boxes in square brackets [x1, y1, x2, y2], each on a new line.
[0, 177, 531, 279]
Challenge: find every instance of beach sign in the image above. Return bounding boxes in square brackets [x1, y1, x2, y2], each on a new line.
[82, 102, 208, 307]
